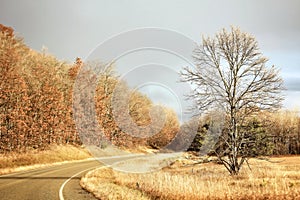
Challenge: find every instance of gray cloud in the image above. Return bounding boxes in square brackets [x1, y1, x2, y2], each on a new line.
[1, 0, 300, 60]
[284, 77, 300, 91]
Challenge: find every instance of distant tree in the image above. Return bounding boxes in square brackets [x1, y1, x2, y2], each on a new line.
[181, 27, 284, 175]
[263, 110, 300, 155]
[73, 62, 180, 149]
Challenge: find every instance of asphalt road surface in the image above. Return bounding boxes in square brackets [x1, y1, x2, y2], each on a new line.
[0, 157, 132, 200]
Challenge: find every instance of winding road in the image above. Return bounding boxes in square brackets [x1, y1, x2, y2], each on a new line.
[0, 156, 136, 200]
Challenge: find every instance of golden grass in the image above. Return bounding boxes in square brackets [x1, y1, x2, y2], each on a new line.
[82, 156, 300, 200]
[0, 144, 91, 175]
[80, 167, 151, 200]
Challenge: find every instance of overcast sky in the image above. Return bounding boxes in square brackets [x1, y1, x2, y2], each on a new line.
[1, 0, 300, 118]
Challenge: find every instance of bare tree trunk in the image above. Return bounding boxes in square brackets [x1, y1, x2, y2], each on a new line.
[181, 27, 284, 175]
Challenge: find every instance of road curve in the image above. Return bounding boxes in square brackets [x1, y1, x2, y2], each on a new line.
[0, 160, 101, 200]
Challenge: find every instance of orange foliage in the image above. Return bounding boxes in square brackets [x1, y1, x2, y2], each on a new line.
[0, 24, 180, 153]
[0, 24, 80, 153]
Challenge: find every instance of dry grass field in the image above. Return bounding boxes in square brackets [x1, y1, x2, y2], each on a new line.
[0, 145, 91, 175]
[81, 155, 300, 200]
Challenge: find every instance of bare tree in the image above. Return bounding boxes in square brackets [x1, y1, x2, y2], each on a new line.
[181, 27, 284, 175]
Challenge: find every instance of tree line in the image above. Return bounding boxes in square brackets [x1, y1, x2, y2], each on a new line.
[0, 24, 179, 153]
[188, 109, 300, 156]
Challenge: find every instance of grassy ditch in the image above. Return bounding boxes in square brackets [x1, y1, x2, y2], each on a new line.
[0, 144, 91, 175]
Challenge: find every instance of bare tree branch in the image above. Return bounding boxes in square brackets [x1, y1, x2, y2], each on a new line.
[181, 27, 284, 175]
